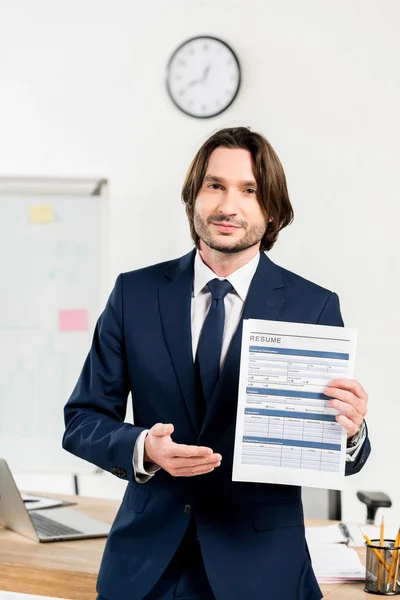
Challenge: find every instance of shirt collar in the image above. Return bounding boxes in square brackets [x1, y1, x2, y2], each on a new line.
[193, 250, 260, 302]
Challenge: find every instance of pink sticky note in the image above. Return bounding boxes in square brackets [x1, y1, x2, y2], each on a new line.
[58, 309, 88, 332]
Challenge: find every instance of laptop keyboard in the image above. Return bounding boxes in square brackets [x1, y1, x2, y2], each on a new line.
[30, 511, 83, 537]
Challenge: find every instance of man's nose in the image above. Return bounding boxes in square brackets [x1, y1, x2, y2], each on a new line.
[217, 189, 239, 214]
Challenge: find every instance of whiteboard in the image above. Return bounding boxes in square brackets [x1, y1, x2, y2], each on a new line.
[0, 182, 107, 474]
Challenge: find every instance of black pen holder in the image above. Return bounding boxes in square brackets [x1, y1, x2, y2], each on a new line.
[365, 539, 400, 595]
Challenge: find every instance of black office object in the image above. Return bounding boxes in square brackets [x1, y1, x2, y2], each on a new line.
[357, 491, 392, 524]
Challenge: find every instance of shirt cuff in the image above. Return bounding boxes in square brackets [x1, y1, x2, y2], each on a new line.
[133, 429, 160, 483]
[345, 421, 366, 462]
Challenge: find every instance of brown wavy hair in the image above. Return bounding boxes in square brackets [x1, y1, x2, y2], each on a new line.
[181, 126, 294, 252]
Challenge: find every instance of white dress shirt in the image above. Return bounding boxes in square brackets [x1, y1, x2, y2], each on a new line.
[132, 251, 365, 482]
[191, 251, 260, 369]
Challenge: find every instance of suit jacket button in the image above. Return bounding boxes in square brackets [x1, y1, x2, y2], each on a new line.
[184, 504, 192, 515]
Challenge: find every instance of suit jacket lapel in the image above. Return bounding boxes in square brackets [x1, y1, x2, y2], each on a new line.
[158, 249, 199, 435]
[198, 252, 286, 438]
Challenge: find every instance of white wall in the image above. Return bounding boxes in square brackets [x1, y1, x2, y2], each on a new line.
[1, 0, 399, 523]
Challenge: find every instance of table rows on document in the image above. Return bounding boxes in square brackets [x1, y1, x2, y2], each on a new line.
[248, 355, 348, 387]
[243, 415, 342, 445]
[241, 443, 341, 472]
[245, 390, 327, 408]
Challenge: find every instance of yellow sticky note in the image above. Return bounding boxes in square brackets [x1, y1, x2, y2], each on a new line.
[29, 204, 55, 224]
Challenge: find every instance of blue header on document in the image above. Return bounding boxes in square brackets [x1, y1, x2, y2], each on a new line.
[249, 346, 349, 360]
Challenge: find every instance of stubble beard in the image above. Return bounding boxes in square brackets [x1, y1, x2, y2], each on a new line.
[193, 211, 267, 255]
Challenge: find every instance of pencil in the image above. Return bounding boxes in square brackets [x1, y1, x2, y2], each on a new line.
[387, 528, 400, 589]
[377, 516, 384, 591]
[393, 536, 400, 592]
[361, 532, 391, 572]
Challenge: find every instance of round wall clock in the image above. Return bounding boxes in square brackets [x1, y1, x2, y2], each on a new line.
[166, 35, 241, 119]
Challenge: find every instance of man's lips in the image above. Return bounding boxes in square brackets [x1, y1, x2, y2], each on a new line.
[210, 222, 241, 232]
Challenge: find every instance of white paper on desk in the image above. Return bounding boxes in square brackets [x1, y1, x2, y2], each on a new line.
[346, 522, 398, 547]
[308, 544, 365, 582]
[21, 494, 73, 511]
[306, 524, 347, 545]
[306, 523, 399, 547]
[232, 319, 357, 490]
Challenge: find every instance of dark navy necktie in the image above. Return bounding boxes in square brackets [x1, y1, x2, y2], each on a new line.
[196, 278, 234, 408]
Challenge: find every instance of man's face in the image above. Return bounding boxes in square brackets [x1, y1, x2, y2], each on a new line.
[194, 147, 268, 254]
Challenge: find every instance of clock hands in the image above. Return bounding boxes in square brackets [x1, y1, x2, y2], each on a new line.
[186, 64, 211, 89]
[187, 76, 201, 88]
[201, 65, 211, 83]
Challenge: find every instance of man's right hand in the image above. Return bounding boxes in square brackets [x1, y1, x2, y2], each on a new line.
[144, 423, 222, 477]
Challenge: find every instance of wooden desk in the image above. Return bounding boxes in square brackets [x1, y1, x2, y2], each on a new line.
[0, 494, 369, 600]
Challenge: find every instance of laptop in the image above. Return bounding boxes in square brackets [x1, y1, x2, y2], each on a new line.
[0, 458, 111, 542]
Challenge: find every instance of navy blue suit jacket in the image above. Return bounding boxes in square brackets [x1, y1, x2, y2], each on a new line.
[63, 250, 370, 600]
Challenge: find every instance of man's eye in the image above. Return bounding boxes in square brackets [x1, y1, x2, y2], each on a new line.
[245, 189, 257, 194]
[208, 184, 222, 189]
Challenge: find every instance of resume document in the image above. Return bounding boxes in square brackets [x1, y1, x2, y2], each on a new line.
[232, 319, 357, 490]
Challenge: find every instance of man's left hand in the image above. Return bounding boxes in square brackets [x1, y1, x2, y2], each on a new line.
[323, 379, 368, 438]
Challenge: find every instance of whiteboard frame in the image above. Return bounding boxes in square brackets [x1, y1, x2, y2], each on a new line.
[0, 176, 109, 475]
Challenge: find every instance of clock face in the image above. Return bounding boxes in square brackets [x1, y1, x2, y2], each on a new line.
[166, 36, 241, 119]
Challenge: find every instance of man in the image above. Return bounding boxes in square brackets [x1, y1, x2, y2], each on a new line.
[62, 127, 370, 600]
